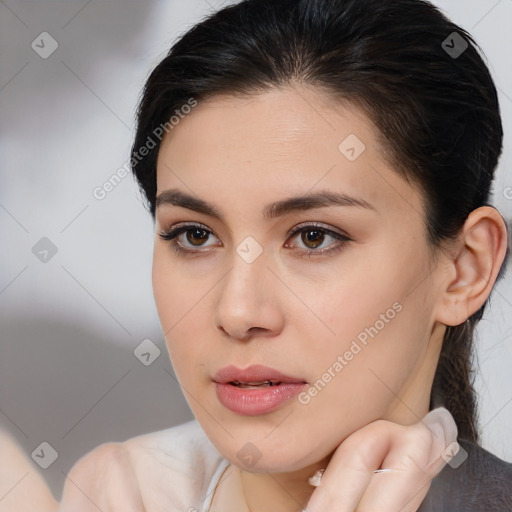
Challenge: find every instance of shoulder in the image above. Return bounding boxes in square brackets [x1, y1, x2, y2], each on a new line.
[0, 427, 58, 512]
[419, 439, 512, 512]
[58, 420, 224, 512]
[58, 440, 143, 512]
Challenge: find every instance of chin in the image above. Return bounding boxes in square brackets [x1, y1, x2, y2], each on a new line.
[205, 427, 330, 474]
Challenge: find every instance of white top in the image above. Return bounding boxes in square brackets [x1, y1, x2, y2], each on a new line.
[200, 455, 231, 512]
[58, 420, 231, 512]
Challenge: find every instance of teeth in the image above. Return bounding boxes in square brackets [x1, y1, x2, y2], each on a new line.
[230, 380, 281, 387]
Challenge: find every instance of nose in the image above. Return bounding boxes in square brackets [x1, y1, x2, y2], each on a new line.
[214, 251, 285, 342]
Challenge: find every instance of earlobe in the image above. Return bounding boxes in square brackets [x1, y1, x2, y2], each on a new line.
[436, 206, 508, 327]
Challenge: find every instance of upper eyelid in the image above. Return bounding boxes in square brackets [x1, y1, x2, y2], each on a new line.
[164, 221, 348, 238]
[285, 221, 349, 238]
[166, 221, 211, 231]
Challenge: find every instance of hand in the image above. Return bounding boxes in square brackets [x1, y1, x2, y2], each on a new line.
[305, 407, 458, 512]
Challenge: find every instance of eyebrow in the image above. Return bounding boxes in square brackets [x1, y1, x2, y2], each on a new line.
[155, 188, 376, 221]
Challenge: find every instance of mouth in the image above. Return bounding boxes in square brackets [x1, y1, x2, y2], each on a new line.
[212, 364, 308, 415]
[213, 364, 307, 386]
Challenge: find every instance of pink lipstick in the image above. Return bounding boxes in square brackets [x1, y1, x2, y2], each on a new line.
[213, 364, 307, 415]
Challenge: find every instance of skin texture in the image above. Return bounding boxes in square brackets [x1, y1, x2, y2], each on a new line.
[152, 84, 508, 511]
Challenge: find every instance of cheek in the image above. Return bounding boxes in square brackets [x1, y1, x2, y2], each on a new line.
[314, 236, 434, 347]
[152, 250, 206, 372]
[292, 307, 414, 456]
[152, 251, 181, 333]
[300, 260, 400, 347]
[298, 253, 433, 406]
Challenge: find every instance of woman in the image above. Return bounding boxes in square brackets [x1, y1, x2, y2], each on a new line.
[58, 0, 512, 510]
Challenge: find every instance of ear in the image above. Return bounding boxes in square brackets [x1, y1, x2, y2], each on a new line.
[435, 206, 508, 326]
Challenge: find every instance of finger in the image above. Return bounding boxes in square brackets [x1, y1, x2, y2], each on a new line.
[422, 406, 459, 473]
[304, 419, 404, 512]
[355, 407, 458, 512]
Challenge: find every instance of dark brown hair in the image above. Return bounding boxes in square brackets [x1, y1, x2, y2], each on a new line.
[131, 0, 506, 442]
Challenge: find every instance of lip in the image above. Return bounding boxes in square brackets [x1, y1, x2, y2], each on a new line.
[213, 364, 307, 416]
[213, 364, 306, 385]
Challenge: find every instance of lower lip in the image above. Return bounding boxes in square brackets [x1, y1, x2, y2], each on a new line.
[214, 382, 307, 415]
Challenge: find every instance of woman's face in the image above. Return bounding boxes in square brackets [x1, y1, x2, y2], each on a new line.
[152, 86, 447, 472]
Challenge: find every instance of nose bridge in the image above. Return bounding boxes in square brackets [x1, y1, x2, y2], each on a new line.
[221, 244, 268, 309]
[214, 240, 282, 339]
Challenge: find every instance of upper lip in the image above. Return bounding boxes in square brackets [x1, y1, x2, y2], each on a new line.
[213, 364, 306, 384]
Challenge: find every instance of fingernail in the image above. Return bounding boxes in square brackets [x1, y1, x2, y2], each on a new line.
[427, 421, 445, 443]
[308, 469, 324, 486]
[423, 407, 458, 443]
[423, 407, 458, 466]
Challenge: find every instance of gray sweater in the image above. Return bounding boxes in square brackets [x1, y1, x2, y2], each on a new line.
[418, 439, 512, 511]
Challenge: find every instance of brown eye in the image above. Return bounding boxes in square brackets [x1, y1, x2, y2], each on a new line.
[158, 223, 219, 252]
[285, 223, 352, 256]
[301, 229, 325, 249]
[186, 228, 210, 246]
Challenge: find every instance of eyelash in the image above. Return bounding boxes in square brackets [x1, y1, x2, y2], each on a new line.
[158, 222, 352, 258]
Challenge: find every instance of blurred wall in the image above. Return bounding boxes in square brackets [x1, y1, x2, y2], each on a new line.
[1, 0, 511, 501]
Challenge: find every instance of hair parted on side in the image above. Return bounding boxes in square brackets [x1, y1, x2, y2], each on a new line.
[131, 0, 506, 443]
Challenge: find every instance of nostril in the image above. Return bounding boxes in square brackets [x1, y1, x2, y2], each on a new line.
[217, 324, 267, 341]
[248, 326, 266, 334]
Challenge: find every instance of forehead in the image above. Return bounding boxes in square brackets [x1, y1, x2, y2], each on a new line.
[158, 86, 371, 169]
[155, 85, 424, 221]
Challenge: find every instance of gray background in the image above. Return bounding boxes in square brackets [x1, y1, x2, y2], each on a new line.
[1, 0, 511, 500]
